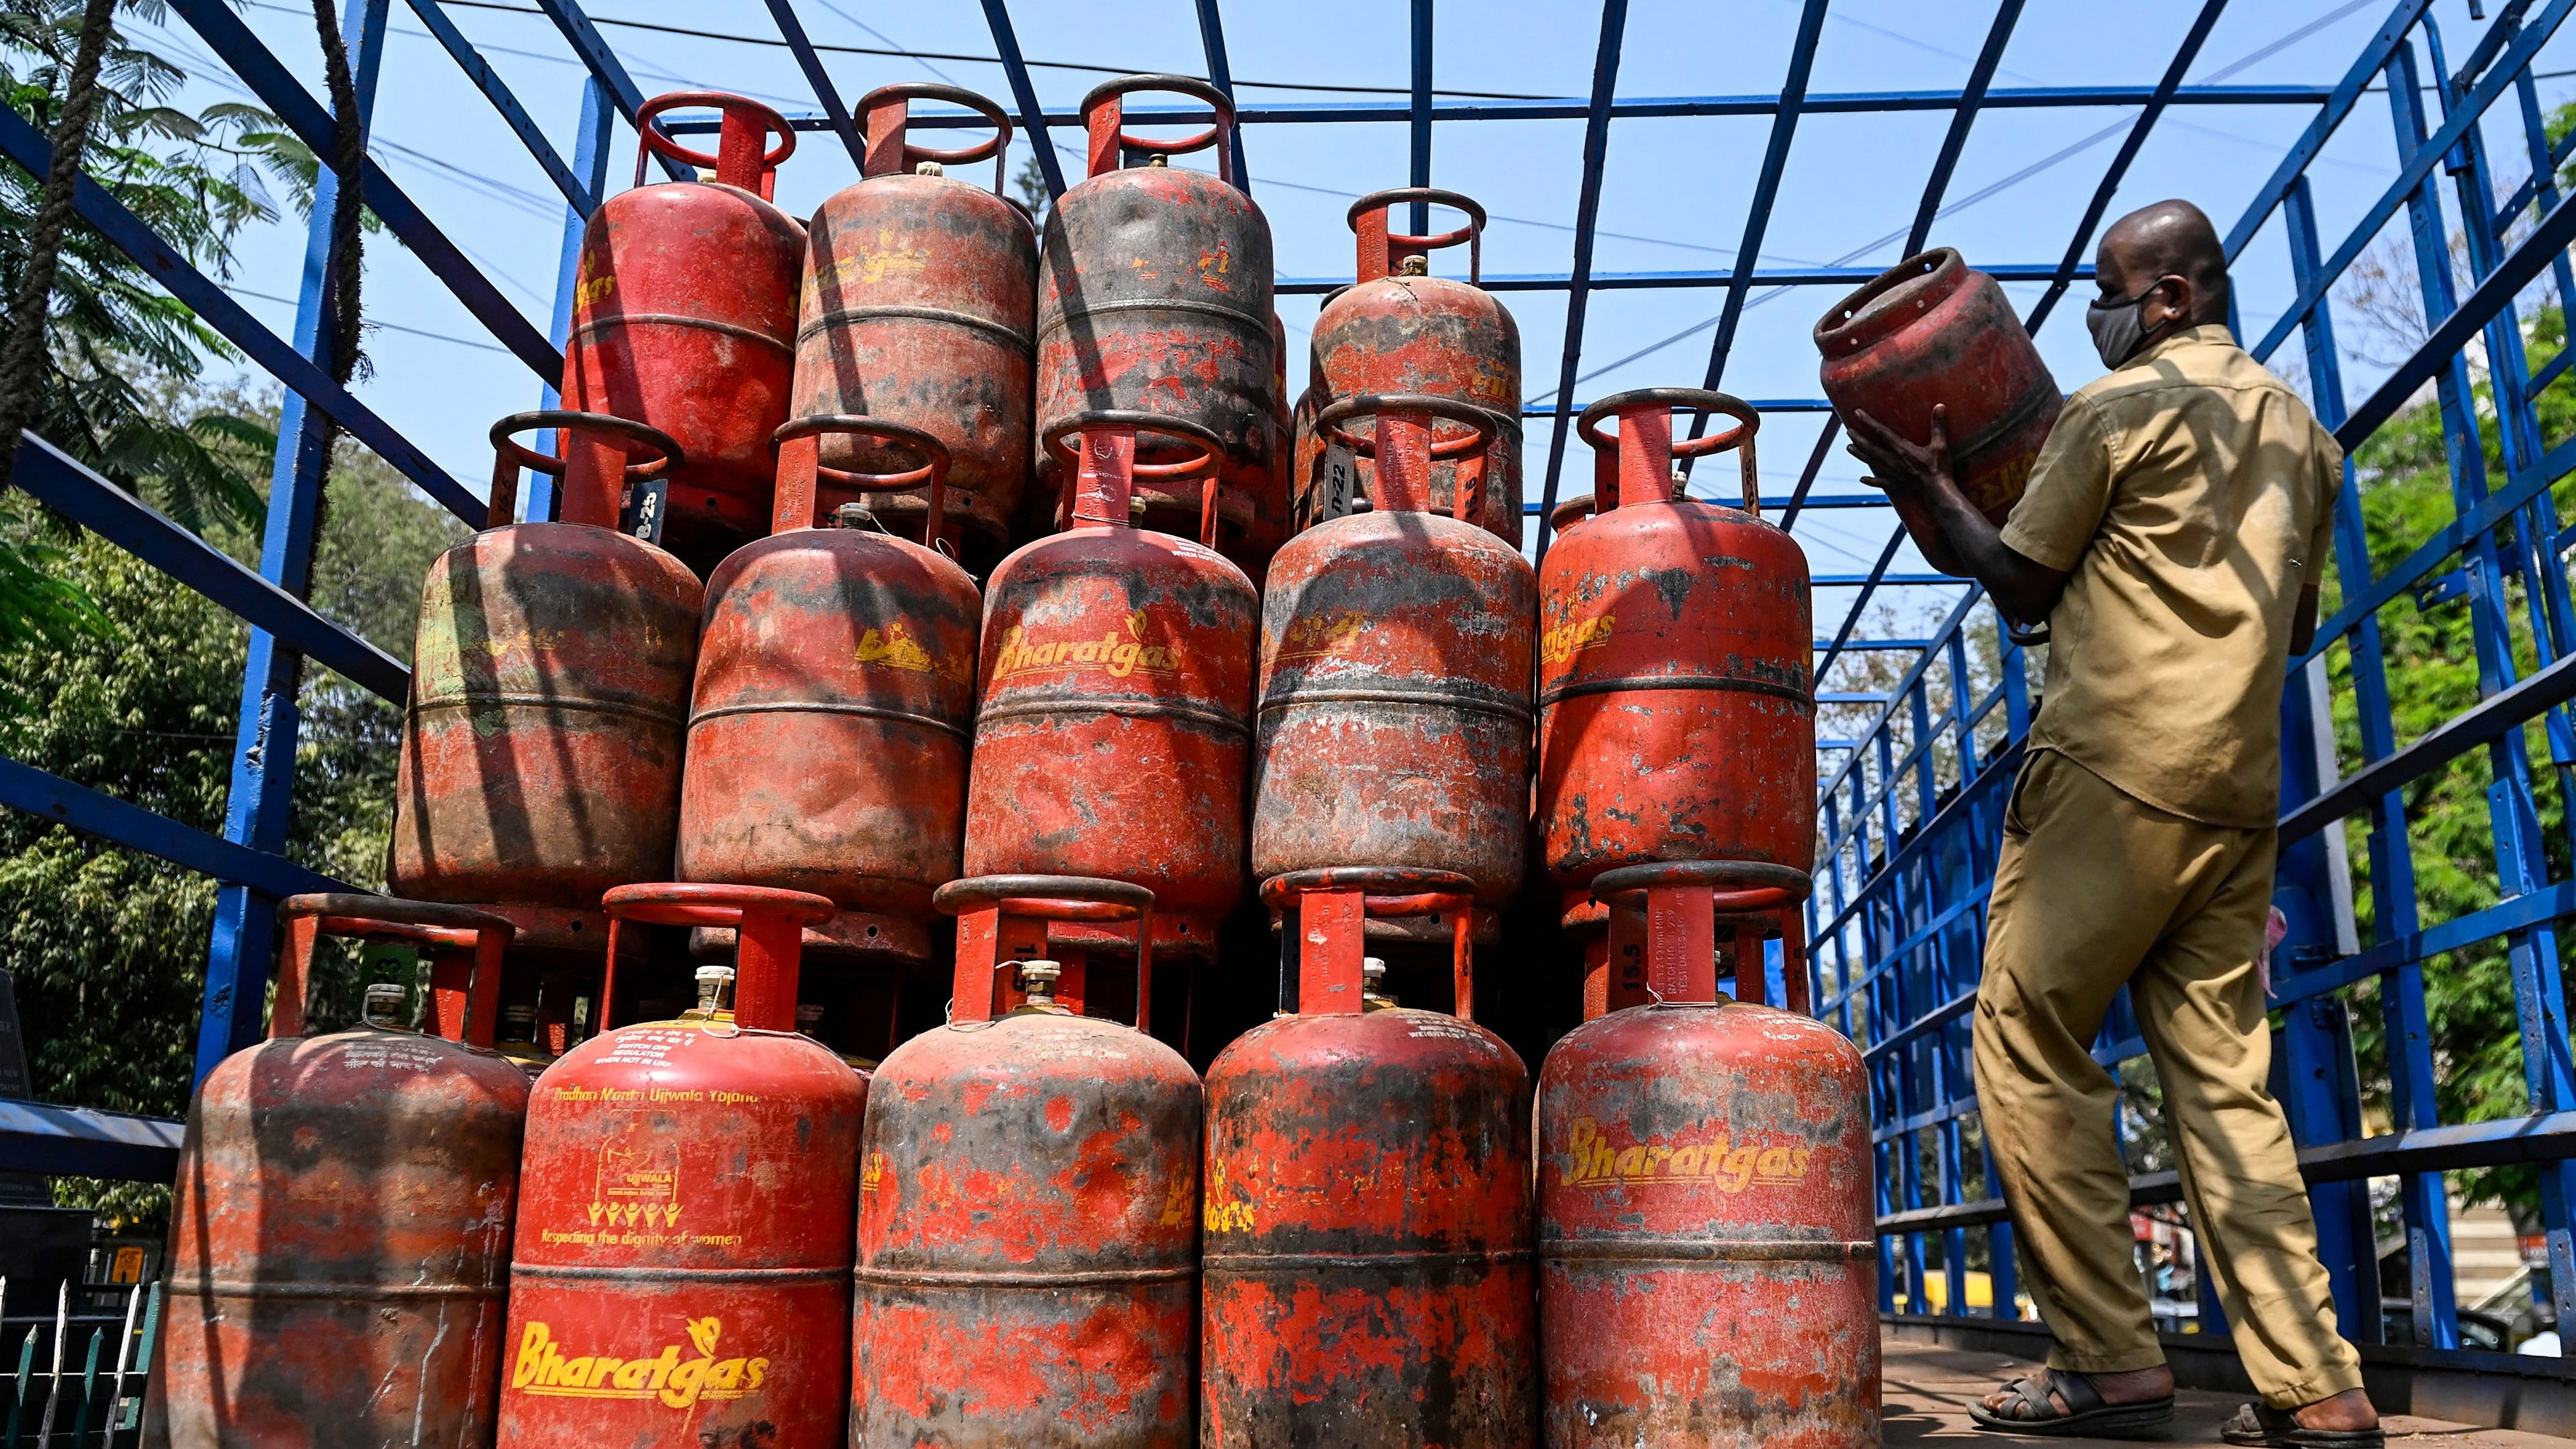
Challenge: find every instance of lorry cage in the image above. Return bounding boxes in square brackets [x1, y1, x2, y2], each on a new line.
[1, 0, 2571, 1402]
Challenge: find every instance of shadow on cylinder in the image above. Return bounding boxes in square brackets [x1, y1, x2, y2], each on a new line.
[678, 414, 978, 971]
[852, 874, 1199, 1447]
[151, 896, 527, 1449]
[1538, 860, 1876, 1449]
[1203, 867, 1535, 1449]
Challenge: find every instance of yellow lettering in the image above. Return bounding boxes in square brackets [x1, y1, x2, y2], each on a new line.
[512, 1323, 554, 1389]
[612, 1358, 653, 1390]
[745, 1359, 767, 1391]
[659, 1357, 709, 1409]
[1110, 641, 1141, 676]
[549, 1356, 596, 1389]
[1614, 1145, 1645, 1178]
[1756, 1146, 1792, 1180]
[1721, 1147, 1758, 1193]
[1671, 1145, 1703, 1176]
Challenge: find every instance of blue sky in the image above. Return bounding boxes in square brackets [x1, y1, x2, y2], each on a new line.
[116, 0, 2576, 657]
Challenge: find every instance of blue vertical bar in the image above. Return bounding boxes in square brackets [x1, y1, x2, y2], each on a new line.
[1409, 0, 1432, 235]
[197, 0, 389, 1085]
[527, 77, 613, 525]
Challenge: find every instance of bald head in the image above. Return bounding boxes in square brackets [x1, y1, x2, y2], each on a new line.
[2096, 199, 2231, 330]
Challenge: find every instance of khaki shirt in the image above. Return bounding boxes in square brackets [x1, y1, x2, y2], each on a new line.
[1998, 324, 2341, 830]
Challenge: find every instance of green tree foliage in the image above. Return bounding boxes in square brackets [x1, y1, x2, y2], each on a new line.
[2329, 298, 2576, 1220]
[1, 432, 459, 1228]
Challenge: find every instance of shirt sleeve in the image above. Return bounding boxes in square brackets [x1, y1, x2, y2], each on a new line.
[1998, 392, 2114, 572]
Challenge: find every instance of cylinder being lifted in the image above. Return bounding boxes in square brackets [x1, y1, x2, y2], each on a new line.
[678, 416, 978, 970]
[1035, 75, 1278, 560]
[562, 92, 805, 564]
[1253, 395, 1535, 930]
[1539, 860, 1872, 1449]
[1297, 188, 1523, 545]
[393, 412, 699, 915]
[794, 84, 1034, 560]
[154, 896, 527, 1449]
[964, 411, 1257, 964]
[1538, 388, 1815, 935]
[495, 885, 862, 1449]
[1814, 248, 2060, 576]
[853, 875, 1198, 1448]
[1203, 867, 1535, 1449]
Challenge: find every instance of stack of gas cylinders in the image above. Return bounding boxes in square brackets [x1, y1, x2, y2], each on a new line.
[145, 76, 2035, 1449]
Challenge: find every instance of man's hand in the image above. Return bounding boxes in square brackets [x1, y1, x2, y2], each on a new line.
[1844, 405, 1956, 509]
[1838, 403, 2073, 628]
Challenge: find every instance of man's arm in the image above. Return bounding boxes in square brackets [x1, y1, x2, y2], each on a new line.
[1844, 405, 2072, 626]
[2290, 583, 2320, 657]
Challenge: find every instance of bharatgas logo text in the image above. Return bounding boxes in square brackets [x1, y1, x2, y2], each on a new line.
[1540, 613, 1616, 667]
[1559, 1116, 1812, 1192]
[854, 621, 968, 684]
[990, 611, 1180, 682]
[511, 1316, 769, 1409]
[1271, 610, 1366, 663]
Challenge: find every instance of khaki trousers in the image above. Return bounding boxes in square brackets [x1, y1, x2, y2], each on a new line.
[1973, 749, 2364, 1408]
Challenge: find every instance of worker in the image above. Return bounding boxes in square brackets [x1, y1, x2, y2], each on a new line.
[1843, 198, 2382, 1448]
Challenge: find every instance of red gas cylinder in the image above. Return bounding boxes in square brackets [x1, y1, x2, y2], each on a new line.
[678, 416, 978, 969]
[1035, 75, 1276, 544]
[1252, 395, 1535, 931]
[964, 412, 1257, 964]
[1539, 861, 1874, 1449]
[1297, 188, 1523, 545]
[1538, 388, 1815, 932]
[1814, 247, 2060, 574]
[393, 412, 699, 912]
[495, 885, 863, 1449]
[853, 875, 1198, 1447]
[794, 84, 1034, 560]
[562, 92, 805, 564]
[1204, 867, 1535, 1448]
[155, 896, 527, 1449]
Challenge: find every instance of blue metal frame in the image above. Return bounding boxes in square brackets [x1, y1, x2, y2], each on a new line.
[1, 0, 2573, 1385]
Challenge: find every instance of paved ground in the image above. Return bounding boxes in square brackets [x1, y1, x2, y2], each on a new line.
[1884, 1337, 2575, 1449]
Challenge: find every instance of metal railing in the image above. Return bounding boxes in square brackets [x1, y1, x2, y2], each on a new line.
[1819, 0, 2576, 1373]
[0, 1284, 159, 1449]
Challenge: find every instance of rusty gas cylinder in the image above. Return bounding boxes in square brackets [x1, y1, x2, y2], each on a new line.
[1539, 860, 1874, 1449]
[1035, 76, 1275, 533]
[154, 896, 526, 1449]
[1252, 395, 1535, 930]
[794, 84, 1034, 560]
[562, 92, 805, 564]
[852, 875, 1198, 1447]
[1298, 188, 1522, 545]
[1538, 388, 1815, 932]
[495, 885, 862, 1449]
[964, 412, 1257, 964]
[1204, 867, 1535, 1448]
[393, 412, 699, 911]
[677, 416, 978, 968]
[1814, 248, 2059, 575]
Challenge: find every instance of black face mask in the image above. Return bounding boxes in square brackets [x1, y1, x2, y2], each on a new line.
[2085, 279, 2173, 369]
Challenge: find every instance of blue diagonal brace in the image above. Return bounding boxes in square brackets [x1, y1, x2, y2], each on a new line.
[163, 0, 565, 379]
[0, 759, 353, 903]
[406, 0, 596, 213]
[0, 103, 477, 523]
[529, 0, 692, 180]
[980, 0, 1064, 198]
[765, 0, 864, 168]
[11, 434, 409, 704]
[1529, 0, 1632, 567]
[2224, 0, 2439, 259]
[2024, 0, 2232, 330]
[1193, 0, 1248, 190]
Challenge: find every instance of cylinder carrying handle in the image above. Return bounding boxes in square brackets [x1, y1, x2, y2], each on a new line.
[1590, 860, 1813, 1011]
[602, 883, 834, 1034]
[635, 90, 795, 198]
[933, 874, 1159, 1033]
[272, 895, 517, 1048]
[857, 81, 1013, 194]
[772, 414, 952, 546]
[1261, 866, 1478, 1023]
[1348, 187, 1485, 284]
[487, 410, 682, 531]
[1315, 393, 1500, 522]
[1041, 410, 1225, 539]
[1079, 74, 1234, 183]
[1577, 387, 1762, 518]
